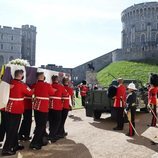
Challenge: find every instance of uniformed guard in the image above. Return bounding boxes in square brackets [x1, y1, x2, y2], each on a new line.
[125, 83, 137, 136]
[30, 72, 55, 150]
[113, 78, 126, 130]
[58, 77, 74, 138]
[0, 108, 6, 147]
[18, 84, 34, 141]
[148, 84, 158, 127]
[2, 70, 33, 156]
[79, 80, 89, 107]
[48, 75, 67, 143]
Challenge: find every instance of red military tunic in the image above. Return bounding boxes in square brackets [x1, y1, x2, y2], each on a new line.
[49, 83, 67, 111]
[24, 84, 35, 110]
[79, 85, 88, 97]
[63, 85, 74, 110]
[33, 81, 55, 113]
[114, 84, 126, 108]
[5, 79, 33, 114]
[148, 86, 158, 105]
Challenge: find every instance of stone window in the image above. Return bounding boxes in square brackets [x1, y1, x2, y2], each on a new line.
[0, 55, 4, 66]
[141, 23, 146, 30]
[11, 46, 13, 50]
[157, 23, 158, 29]
[9, 56, 14, 61]
[141, 34, 146, 43]
[156, 33, 158, 44]
[1, 44, 3, 49]
[1, 34, 3, 40]
[11, 35, 13, 40]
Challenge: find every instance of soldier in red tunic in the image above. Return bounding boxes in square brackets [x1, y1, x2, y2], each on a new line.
[58, 77, 74, 138]
[30, 72, 55, 150]
[79, 80, 89, 107]
[113, 78, 126, 130]
[148, 84, 158, 126]
[2, 70, 33, 156]
[48, 75, 67, 143]
[18, 84, 34, 141]
[0, 108, 6, 147]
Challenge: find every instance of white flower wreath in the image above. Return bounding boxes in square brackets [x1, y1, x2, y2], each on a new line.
[7, 58, 30, 66]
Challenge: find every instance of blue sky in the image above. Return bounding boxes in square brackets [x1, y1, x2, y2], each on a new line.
[0, 0, 153, 67]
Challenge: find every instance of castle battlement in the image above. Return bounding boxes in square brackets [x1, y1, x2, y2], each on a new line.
[22, 25, 36, 31]
[0, 26, 21, 34]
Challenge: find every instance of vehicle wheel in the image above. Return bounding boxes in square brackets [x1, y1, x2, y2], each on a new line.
[93, 111, 102, 119]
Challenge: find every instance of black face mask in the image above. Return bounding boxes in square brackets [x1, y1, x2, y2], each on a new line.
[21, 76, 24, 80]
[44, 76, 46, 81]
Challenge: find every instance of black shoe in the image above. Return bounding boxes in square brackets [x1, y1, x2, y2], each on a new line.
[13, 145, 24, 152]
[113, 127, 123, 130]
[64, 132, 68, 136]
[29, 144, 41, 150]
[50, 137, 59, 143]
[0, 143, 2, 148]
[19, 135, 32, 141]
[1, 150, 16, 156]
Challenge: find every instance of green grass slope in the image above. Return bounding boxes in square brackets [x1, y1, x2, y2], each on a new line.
[97, 61, 158, 87]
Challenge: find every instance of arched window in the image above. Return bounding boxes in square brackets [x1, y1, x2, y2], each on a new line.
[9, 56, 14, 61]
[156, 33, 158, 44]
[0, 55, 4, 66]
[141, 34, 146, 43]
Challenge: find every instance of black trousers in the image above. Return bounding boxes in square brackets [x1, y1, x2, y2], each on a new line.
[3, 113, 21, 151]
[48, 109, 62, 138]
[151, 105, 157, 127]
[31, 110, 48, 146]
[76, 91, 79, 98]
[115, 107, 124, 129]
[0, 111, 7, 142]
[19, 109, 32, 138]
[129, 106, 136, 136]
[58, 109, 69, 135]
[81, 96, 86, 107]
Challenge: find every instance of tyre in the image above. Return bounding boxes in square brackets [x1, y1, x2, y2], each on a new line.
[93, 111, 102, 119]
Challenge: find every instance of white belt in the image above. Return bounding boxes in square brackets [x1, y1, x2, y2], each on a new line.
[24, 97, 32, 99]
[9, 98, 24, 101]
[62, 97, 69, 100]
[36, 97, 49, 100]
[50, 96, 62, 100]
[81, 91, 86, 93]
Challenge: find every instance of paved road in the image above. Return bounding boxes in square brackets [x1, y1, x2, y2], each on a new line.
[1, 109, 158, 158]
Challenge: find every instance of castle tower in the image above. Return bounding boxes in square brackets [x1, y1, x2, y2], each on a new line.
[21, 25, 36, 66]
[0, 26, 22, 66]
[121, 2, 158, 61]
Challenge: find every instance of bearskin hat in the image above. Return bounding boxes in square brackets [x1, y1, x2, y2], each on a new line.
[107, 85, 117, 98]
[149, 73, 158, 86]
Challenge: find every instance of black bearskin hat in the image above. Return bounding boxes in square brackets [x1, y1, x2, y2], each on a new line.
[107, 85, 117, 98]
[149, 73, 158, 87]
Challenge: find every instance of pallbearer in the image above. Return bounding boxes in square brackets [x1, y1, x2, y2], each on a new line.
[19, 84, 34, 141]
[58, 77, 74, 138]
[125, 83, 137, 136]
[2, 70, 33, 156]
[0, 108, 7, 147]
[30, 72, 55, 150]
[48, 75, 67, 143]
